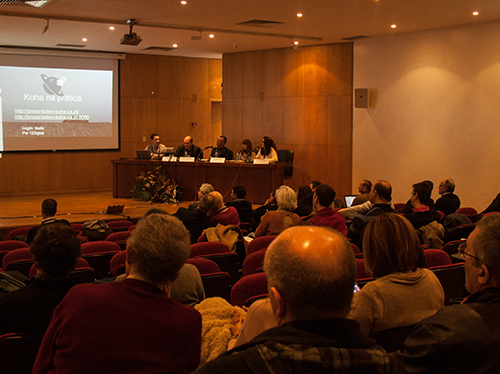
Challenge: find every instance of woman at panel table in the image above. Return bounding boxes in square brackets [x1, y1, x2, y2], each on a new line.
[235, 139, 256, 163]
[255, 136, 278, 163]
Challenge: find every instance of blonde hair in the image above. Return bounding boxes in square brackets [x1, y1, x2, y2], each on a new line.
[275, 185, 298, 211]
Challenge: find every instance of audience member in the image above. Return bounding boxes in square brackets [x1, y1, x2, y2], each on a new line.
[404, 181, 442, 230]
[144, 132, 167, 160]
[27, 198, 71, 243]
[33, 214, 202, 374]
[225, 185, 253, 223]
[352, 179, 372, 206]
[348, 213, 444, 336]
[255, 136, 278, 162]
[196, 226, 391, 373]
[401, 180, 435, 214]
[305, 184, 347, 235]
[434, 178, 460, 215]
[293, 185, 313, 217]
[255, 185, 300, 237]
[235, 139, 256, 162]
[0, 224, 80, 335]
[175, 193, 216, 243]
[210, 135, 233, 160]
[207, 191, 240, 226]
[175, 135, 203, 159]
[348, 180, 396, 247]
[393, 214, 500, 373]
[309, 180, 321, 193]
[251, 191, 278, 232]
[188, 183, 215, 210]
[481, 189, 500, 214]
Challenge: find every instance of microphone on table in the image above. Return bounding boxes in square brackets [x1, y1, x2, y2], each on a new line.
[252, 147, 260, 153]
[203, 146, 213, 150]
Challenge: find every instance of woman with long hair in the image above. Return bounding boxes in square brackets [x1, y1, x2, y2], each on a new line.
[235, 139, 256, 162]
[255, 136, 278, 163]
[348, 213, 444, 336]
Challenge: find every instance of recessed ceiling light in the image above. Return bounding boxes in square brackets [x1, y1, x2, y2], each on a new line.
[173, 44, 178, 48]
[209, 34, 215, 38]
[181, 0, 187, 4]
[473, 11, 479, 16]
[294, 41, 299, 45]
[109, 26, 115, 30]
[82, 38, 87, 42]
[297, 13, 303, 17]
[391, 24, 397, 29]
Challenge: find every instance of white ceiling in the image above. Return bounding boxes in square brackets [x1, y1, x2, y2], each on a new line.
[1, 0, 500, 59]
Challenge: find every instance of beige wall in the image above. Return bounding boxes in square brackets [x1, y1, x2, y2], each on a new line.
[0, 54, 222, 197]
[353, 21, 500, 210]
[222, 43, 353, 197]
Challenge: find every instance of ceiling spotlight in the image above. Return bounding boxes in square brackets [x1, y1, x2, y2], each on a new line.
[82, 38, 87, 42]
[391, 24, 397, 28]
[297, 13, 303, 17]
[473, 11, 479, 16]
[209, 34, 214, 38]
[294, 41, 299, 45]
[173, 44, 178, 48]
[121, 19, 142, 46]
[181, 0, 187, 4]
[109, 26, 115, 30]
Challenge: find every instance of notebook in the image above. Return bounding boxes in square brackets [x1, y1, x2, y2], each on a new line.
[136, 150, 151, 160]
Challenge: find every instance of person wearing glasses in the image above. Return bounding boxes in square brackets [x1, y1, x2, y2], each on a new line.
[393, 214, 500, 373]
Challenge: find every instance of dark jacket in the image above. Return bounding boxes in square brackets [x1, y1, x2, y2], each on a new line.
[27, 218, 71, 244]
[196, 319, 391, 374]
[226, 199, 253, 223]
[210, 146, 233, 160]
[482, 192, 500, 214]
[174, 207, 214, 243]
[404, 209, 442, 230]
[393, 287, 500, 374]
[434, 193, 461, 216]
[348, 203, 396, 247]
[175, 144, 203, 159]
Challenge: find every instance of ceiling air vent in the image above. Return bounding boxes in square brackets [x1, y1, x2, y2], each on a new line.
[236, 19, 283, 28]
[342, 35, 370, 41]
[0, 0, 51, 7]
[143, 46, 175, 52]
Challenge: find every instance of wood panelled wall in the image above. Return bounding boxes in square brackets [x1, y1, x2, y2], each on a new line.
[0, 54, 222, 197]
[222, 43, 353, 197]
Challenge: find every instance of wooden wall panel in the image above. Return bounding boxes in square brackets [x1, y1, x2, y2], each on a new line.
[223, 43, 353, 198]
[222, 53, 241, 98]
[241, 51, 263, 98]
[0, 54, 221, 197]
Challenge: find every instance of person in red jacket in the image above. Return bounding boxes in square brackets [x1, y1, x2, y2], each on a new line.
[33, 214, 202, 374]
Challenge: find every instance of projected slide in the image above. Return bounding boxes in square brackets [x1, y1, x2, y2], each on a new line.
[0, 64, 116, 152]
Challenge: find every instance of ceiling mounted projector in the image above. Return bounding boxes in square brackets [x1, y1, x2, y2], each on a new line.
[121, 19, 142, 46]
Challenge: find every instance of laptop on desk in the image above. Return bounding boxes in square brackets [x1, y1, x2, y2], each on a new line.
[136, 150, 151, 160]
[344, 195, 357, 208]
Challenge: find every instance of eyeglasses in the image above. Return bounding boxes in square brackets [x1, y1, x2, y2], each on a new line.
[458, 242, 482, 261]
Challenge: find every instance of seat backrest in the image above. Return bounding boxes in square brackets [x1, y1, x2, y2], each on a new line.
[195, 252, 240, 286]
[0, 333, 45, 374]
[70, 223, 84, 233]
[2, 248, 32, 270]
[393, 203, 406, 212]
[0, 240, 29, 252]
[441, 239, 466, 256]
[450, 223, 476, 241]
[456, 207, 478, 216]
[190, 242, 231, 258]
[242, 249, 266, 277]
[351, 243, 361, 254]
[230, 272, 268, 307]
[429, 263, 467, 305]
[77, 236, 89, 244]
[7, 227, 32, 240]
[423, 249, 452, 268]
[276, 149, 294, 178]
[186, 258, 221, 274]
[356, 258, 372, 280]
[106, 220, 133, 232]
[81, 241, 121, 255]
[110, 250, 128, 278]
[201, 272, 231, 301]
[106, 231, 132, 243]
[246, 235, 277, 255]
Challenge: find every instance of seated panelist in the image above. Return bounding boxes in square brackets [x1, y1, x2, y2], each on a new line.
[145, 133, 167, 160]
[210, 135, 233, 160]
[255, 136, 278, 163]
[174, 136, 203, 159]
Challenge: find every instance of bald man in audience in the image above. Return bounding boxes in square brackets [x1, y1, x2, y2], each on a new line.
[196, 226, 391, 373]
